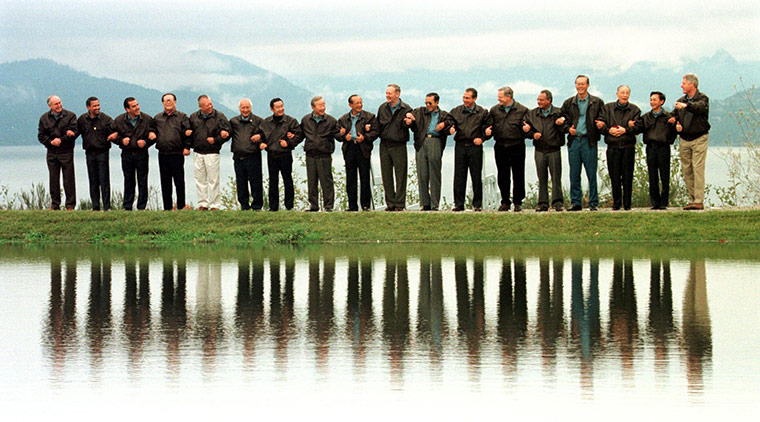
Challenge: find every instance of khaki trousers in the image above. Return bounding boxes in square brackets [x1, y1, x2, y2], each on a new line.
[194, 152, 221, 209]
[679, 134, 708, 204]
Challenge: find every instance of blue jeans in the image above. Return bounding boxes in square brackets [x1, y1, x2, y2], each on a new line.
[568, 137, 598, 207]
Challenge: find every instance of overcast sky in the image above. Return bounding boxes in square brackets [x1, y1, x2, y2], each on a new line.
[2, 0, 758, 86]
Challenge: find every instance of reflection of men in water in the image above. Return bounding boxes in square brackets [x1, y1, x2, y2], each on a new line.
[196, 260, 223, 375]
[123, 258, 151, 374]
[44, 257, 78, 381]
[682, 260, 712, 395]
[161, 258, 187, 380]
[455, 258, 486, 382]
[235, 258, 264, 366]
[648, 258, 674, 379]
[86, 257, 112, 376]
[417, 256, 446, 378]
[269, 258, 295, 372]
[346, 256, 374, 373]
[536, 258, 565, 373]
[498, 257, 527, 378]
[570, 258, 600, 396]
[383, 258, 409, 386]
[308, 256, 336, 373]
[608, 259, 638, 382]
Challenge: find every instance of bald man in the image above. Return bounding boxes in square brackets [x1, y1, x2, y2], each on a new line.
[230, 98, 264, 210]
[38, 95, 79, 210]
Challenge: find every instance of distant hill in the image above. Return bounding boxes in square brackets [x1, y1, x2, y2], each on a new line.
[0, 54, 314, 146]
[2, 50, 756, 146]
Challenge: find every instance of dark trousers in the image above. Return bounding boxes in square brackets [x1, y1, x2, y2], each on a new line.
[46, 152, 76, 209]
[306, 155, 334, 211]
[535, 149, 563, 208]
[379, 143, 407, 209]
[453, 143, 483, 208]
[267, 153, 294, 211]
[158, 153, 185, 210]
[234, 154, 263, 210]
[606, 147, 635, 209]
[121, 151, 149, 210]
[344, 143, 371, 211]
[494, 143, 526, 207]
[646, 144, 671, 208]
[86, 151, 110, 210]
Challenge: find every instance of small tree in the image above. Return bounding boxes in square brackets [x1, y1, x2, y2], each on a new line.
[719, 81, 760, 205]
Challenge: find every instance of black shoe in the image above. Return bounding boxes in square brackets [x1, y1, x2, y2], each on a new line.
[385, 206, 395, 212]
[658, 206, 667, 210]
[422, 206, 432, 211]
[498, 204, 510, 212]
[347, 208, 358, 212]
[394, 207, 405, 212]
[589, 205, 598, 211]
[535, 206, 549, 212]
[569, 204, 582, 212]
[624, 207, 631, 211]
[513, 204, 522, 212]
[473, 207, 482, 212]
[554, 204, 564, 212]
[362, 207, 371, 212]
[452, 206, 463, 212]
[612, 206, 621, 211]
[308, 208, 319, 212]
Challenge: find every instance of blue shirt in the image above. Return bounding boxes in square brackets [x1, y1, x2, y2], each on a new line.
[389, 101, 400, 115]
[127, 114, 139, 127]
[501, 105, 512, 114]
[349, 112, 360, 140]
[426, 110, 440, 136]
[541, 107, 551, 117]
[311, 112, 324, 123]
[576, 95, 589, 137]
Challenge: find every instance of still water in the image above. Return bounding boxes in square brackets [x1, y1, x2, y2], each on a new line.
[1, 244, 758, 420]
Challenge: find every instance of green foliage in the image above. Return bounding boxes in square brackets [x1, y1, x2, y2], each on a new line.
[718, 80, 760, 205]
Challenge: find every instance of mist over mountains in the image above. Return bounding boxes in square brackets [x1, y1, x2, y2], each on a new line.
[1, 49, 756, 146]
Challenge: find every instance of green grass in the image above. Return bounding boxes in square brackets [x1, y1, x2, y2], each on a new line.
[0, 208, 758, 245]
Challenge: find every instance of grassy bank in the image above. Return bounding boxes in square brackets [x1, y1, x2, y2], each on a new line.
[1, 208, 758, 245]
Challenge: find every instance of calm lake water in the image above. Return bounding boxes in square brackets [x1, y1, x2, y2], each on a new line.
[0, 145, 743, 209]
[1, 244, 758, 420]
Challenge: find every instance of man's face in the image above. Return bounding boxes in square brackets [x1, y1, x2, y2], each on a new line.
[425, 96, 438, 112]
[681, 78, 695, 95]
[199, 98, 213, 114]
[349, 96, 363, 114]
[536, 93, 550, 110]
[650, 94, 664, 110]
[497, 91, 512, 107]
[162, 95, 176, 113]
[87, 100, 100, 116]
[575, 77, 589, 96]
[239, 101, 251, 117]
[312, 99, 326, 116]
[463, 91, 476, 108]
[126, 99, 140, 117]
[617, 87, 630, 104]
[48, 97, 63, 114]
[385, 87, 399, 104]
[271, 101, 285, 117]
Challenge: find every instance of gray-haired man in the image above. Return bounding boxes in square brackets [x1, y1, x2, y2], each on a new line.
[301, 96, 341, 211]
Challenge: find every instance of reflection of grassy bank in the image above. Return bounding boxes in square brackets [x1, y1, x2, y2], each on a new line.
[1, 209, 759, 245]
[2, 242, 759, 262]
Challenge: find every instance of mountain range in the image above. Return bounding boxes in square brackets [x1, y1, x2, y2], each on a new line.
[1, 49, 756, 146]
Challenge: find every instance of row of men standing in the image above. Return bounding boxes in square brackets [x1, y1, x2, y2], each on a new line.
[37, 73, 709, 212]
